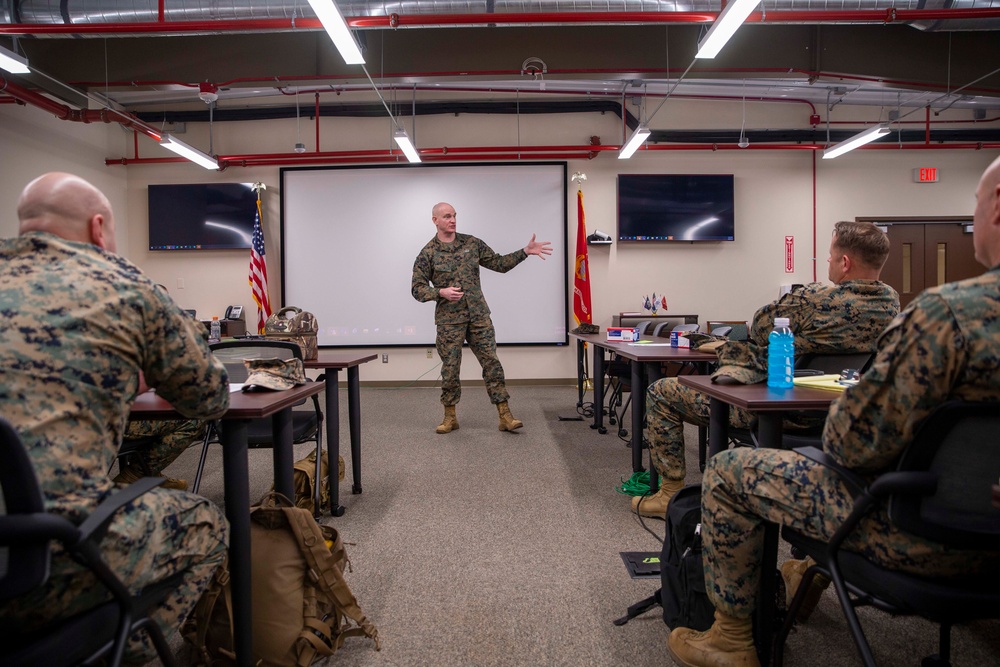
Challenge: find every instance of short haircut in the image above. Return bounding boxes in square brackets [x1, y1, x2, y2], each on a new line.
[833, 221, 890, 271]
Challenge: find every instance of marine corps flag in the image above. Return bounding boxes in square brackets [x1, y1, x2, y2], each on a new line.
[573, 188, 593, 325]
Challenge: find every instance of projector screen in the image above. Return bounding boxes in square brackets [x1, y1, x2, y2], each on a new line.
[281, 163, 568, 347]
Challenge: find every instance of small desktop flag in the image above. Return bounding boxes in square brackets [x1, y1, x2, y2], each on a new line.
[573, 188, 593, 325]
[249, 199, 273, 333]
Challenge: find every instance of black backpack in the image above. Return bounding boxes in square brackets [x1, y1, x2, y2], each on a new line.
[614, 484, 715, 631]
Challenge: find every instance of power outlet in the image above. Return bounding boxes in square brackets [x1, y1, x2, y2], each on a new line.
[382, 353, 388, 363]
[426, 349, 433, 359]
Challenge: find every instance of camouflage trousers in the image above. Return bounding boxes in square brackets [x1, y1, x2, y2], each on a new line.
[645, 378, 756, 482]
[123, 418, 206, 474]
[0, 488, 228, 665]
[437, 319, 509, 406]
[702, 447, 1000, 618]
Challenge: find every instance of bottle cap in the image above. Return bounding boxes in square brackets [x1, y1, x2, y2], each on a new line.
[774, 317, 790, 327]
[212, 316, 219, 320]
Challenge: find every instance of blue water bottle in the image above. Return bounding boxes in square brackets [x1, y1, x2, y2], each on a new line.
[767, 317, 795, 389]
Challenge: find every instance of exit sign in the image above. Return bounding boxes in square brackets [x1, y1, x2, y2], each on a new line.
[913, 167, 939, 183]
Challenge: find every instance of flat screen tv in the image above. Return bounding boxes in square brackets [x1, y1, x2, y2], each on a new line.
[148, 183, 257, 250]
[618, 174, 735, 242]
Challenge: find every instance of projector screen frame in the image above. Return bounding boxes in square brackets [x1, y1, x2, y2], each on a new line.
[280, 162, 570, 349]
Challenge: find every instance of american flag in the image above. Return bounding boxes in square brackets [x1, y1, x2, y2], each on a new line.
[249, 199, 272, 333]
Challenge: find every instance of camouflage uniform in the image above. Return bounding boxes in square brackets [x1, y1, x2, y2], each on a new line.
[122, 418, 205, 474]
[0, 231, 231, 664]
[702, 268, 1000, 618]
[411, 233, 527, 406]
[646, 280, 899, 482]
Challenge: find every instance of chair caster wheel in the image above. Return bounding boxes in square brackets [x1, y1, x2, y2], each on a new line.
[352, 484, 363, 494]
[598, 427, 607, 435]
[331, 505, 346, 517]
[618, 429, 629, 439]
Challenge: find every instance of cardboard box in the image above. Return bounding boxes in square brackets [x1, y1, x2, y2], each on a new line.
[607, 326, 641, 342]
[670, 331, 691, 348]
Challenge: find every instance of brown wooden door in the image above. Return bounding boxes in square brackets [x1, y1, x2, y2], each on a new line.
[879, 222, 982, 310]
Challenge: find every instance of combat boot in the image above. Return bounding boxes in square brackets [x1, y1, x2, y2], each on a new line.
[113, 463, 188, 491]
[630, 478, 685, 518]
[497, 401, 523, 431]
[781, 556, 830, 621]
[436, 405, 460, 434]
[667, 610, 761, 667]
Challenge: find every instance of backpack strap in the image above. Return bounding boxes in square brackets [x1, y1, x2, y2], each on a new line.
[283, 508, 381, 650]
[182, 555, 236, 666]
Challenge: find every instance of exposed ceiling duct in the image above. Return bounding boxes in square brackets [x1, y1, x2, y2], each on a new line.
[4, 0, 1000, 32]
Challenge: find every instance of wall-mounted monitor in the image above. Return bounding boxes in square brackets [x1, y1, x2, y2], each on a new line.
[148, 183, 258, 251]
[618, 174, 735, 242]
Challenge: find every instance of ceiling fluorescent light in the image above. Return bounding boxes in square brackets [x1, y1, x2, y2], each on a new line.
[306, 0, 365, 65]
[618, 125, 651, 160]
[0, 45, 30, 74]
[695, 0, 762, 59]
[822, 123, 891, 160]
[393, 129, 422, 163]
[160, 134, 219, 170]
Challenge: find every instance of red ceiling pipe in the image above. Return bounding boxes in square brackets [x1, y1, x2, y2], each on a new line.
[1, 76, 163, 141]
[105, 140, 1000, 168]
[3, 7, 1000, 35]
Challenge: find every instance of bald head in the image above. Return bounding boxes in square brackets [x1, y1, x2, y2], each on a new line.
[17, 172, 117, 253]
[431, 201, 457, 241]
[973, 155, 1000, 269]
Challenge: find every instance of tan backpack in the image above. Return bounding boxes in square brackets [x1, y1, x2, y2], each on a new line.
[264, 306, 319, 360]
[183, 493, 380, 667]
[280, 449, 345, 516]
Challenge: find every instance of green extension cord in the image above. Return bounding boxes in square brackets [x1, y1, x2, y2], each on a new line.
[616, 470, 650, 496]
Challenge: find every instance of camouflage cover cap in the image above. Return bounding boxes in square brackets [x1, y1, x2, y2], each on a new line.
[570, 323, 600, 335]
[711, 341, 768, 385]
[242, 357, 307, 391]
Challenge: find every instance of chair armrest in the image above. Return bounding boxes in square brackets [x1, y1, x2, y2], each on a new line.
[76, 477, 165, 544]
[794, 446, 866, 499]
[0, 513, 80, 546]
[867, 471, 938, 500]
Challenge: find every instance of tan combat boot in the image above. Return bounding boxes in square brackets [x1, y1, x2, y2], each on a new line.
[497, 401, 523, 431]
[436, 405, 460, 434]
[631, 478, 685, 518]
[781, 556, 830, 621]
[113, 463, 188, 491]
[667, 610, 761, 667]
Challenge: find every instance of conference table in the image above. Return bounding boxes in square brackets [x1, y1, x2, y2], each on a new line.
[303, 350, 378, 516]
[569, 332, 717, 491]
[677, 375, 838, 666]
[130, 381, 325, 667]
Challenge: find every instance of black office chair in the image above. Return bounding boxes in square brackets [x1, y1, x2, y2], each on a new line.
[193, 340, 325, 513]
[775, 401, 1000, 667]
[0, 417, 180, 667]
[710, 325, 733, 338]
[706, 320, 749, 342]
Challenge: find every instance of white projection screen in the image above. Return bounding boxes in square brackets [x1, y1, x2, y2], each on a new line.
[280, 163, 568, 348]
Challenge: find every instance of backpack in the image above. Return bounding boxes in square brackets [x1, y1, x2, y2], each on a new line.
[265, 306, 319, 360]
[614, 484, 714, 632]
[182, 493, 380, 666]
[659, 484, 714, 630]
[274, 449, 345, 516]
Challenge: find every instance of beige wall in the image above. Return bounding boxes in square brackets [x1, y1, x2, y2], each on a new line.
[2, 99, 997, 384]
